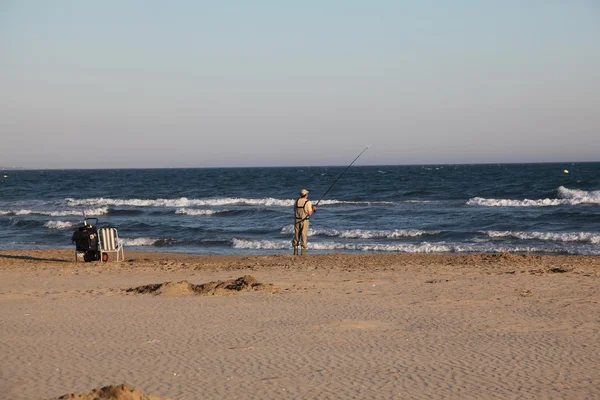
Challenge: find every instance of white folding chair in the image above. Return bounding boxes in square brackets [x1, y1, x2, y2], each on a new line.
[98, 227, 125, 262]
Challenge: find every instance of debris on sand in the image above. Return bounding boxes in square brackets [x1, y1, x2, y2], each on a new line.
[425, 279, 451, 284]
[126, 275, 278, 296]
[476, 252, 537, 263]
[546, 266, 570, 273]
[529, 266, 572, 275]
[518, 289, 533, 297]
[47, 383, 168, 400]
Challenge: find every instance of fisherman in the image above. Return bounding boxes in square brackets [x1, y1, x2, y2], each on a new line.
[292, 189, 317, 256]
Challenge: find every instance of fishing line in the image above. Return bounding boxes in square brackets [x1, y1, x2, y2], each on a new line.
[295, 145, 371, 226]
[314, 144, 371, 207]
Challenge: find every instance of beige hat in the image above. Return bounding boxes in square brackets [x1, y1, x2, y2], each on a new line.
[300, 189, 309, 196]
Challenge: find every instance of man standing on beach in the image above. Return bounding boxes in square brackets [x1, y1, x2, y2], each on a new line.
[293, 188, 316, 256]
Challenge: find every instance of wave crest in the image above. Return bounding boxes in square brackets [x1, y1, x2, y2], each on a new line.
[467, 186, 600, 207]
[279, 226, 440, 238]
[121, 237, 159, 246]
[233, 239, 452, 252]
[232, 239, 583, 254]
[65, 197, 387, 208]
[484, 230, 600, 244]
[44, 221, 76, 229]
[175, 208, 219, 216]
[0, 208, 109, 216]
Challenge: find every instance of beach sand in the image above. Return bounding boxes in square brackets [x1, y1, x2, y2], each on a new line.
[0, 250, 599, 399]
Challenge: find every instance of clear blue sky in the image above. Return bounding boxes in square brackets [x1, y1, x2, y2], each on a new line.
[1, 1, 599, 168]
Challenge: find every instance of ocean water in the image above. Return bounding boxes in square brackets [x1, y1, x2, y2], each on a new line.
[1, 163, 599, 256]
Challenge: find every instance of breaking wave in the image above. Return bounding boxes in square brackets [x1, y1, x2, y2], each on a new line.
[175, 208, 220, 216]
[0, 207, 109, 216]
[467, 198, 569, 207]
[234, 238, 450, 252]
[467, 186, 600, 207]
[232, 239, 589, 254]
[121, 237, 159, 246]
[279, 226, 441, 239]
[484, 230, 600, 244]
[44, 221, 76, 229]
[64, 197, 379, 208]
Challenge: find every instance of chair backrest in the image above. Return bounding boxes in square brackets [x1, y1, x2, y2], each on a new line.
[99, 227, 119, 251]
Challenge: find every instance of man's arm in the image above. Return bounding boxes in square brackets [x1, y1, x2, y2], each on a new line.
[307, 201, 316, 216]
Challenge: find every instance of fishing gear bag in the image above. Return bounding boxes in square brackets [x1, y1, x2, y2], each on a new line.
[72, 219, 100, 262]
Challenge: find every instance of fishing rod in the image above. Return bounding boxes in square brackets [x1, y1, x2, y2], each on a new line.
[314, 144, 371, 207]
[294, 145, 371, 226]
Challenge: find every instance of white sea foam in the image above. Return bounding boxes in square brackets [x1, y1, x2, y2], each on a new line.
[467, 197, 570, 207]
[232, 238, 289, 250]
[65, 197, 296, 207]
[557, 186, 596, 200]
[44, 221, 76, 229]
[467, 186, 600, 207]
[50, 207, 109, 216]
[14, 209, 33, 215]
[175, 208, 219, 216]
[452, 243, 590, 255]
[232, 238, 574, 254]
[65, 197, 389, 208]
[121, 237, 158, 246]
[307, 242, 454, 253]
[279, 226, 440, 238]
[0, 208, 109, 216]
[484, 230, 600, 244]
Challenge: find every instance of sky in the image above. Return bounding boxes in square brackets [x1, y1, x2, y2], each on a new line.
[1, 1, 599, 168]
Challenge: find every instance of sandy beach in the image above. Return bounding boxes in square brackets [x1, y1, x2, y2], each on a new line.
[0, 250, 599, 399]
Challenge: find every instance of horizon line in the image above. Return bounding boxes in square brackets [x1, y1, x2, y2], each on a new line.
[1, 160, 598, 171]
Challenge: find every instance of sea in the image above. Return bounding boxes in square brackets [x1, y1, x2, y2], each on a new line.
[1, 163, 599, 256]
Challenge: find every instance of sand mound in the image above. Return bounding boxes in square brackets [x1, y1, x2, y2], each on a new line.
[126, 275, 277, 296]
[47, 383, 167, 400]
